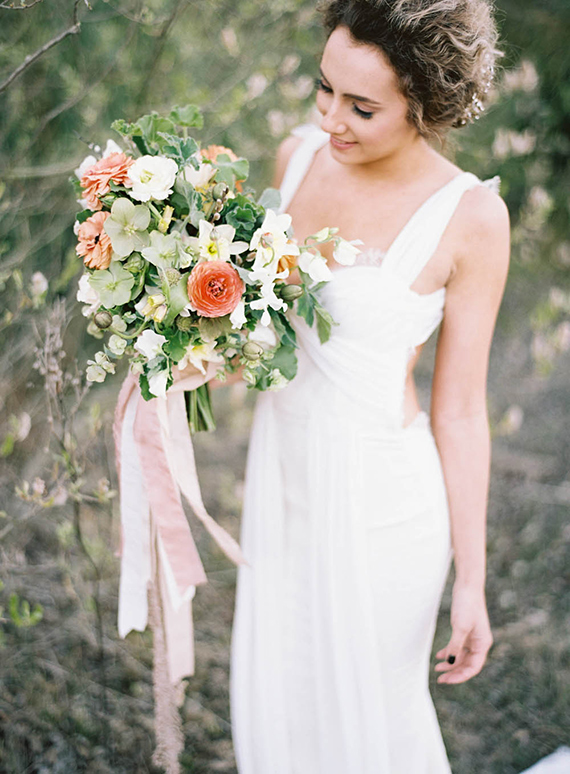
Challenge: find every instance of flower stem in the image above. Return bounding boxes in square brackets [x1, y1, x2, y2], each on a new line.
[185, 383, 216, 434]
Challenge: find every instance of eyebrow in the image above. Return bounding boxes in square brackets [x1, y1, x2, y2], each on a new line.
[319, 66, 382, 107]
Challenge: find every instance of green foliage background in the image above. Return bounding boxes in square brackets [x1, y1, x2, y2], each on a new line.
[0, 1, 569, 772]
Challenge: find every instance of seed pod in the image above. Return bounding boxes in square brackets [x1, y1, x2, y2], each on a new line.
[93, 310, 113, 329]
[212, 182, 228, 201]
[176, 316, 194, 332]
[242, 341, 264, 361]
[279, 284, 303, 303]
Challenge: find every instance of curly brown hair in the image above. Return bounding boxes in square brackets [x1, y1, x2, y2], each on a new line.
[316, 0, 503, 139]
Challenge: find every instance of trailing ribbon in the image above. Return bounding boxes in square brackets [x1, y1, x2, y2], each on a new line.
[113, 365, 248, 685]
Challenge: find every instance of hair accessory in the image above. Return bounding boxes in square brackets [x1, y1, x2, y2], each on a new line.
[457, 57, 495, 127]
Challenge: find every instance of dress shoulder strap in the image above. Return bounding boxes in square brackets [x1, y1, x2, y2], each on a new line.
[277, 123, 330, 214]
[382, 171, 502, 288]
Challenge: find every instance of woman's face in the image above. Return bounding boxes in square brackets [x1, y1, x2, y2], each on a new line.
[315, 25, 420, 163]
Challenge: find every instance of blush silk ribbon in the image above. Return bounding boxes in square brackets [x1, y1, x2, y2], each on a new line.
[113, 364, 248, 685]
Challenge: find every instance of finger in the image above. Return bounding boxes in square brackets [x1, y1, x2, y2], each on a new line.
[437, 649, 488, 684]
[439, 627, 470, 666]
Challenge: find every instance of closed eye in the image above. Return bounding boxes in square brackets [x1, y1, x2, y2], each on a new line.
[313, 77, 374, 120]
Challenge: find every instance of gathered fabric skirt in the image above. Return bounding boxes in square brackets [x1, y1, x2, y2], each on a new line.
[230, 391, 453, 774]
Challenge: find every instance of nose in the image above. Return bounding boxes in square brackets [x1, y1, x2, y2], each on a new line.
[319, 99, 349, 135]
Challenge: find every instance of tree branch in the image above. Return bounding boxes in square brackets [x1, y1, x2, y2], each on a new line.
[0, 0, 44, 9]
[0, 0, 83, 94]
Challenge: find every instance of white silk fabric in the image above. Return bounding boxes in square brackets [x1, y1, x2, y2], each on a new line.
[230, 123, 500, 773]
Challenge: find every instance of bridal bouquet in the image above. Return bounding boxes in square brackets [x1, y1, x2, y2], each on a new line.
[73, 105, 361, 430]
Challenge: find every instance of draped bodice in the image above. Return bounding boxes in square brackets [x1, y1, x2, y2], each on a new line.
[272, 122, 500, 432]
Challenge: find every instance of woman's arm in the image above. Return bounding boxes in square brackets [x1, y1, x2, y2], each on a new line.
[430, 184, 510, 684]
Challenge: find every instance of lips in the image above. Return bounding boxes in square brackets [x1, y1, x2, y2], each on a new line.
[330, 136, 356, 149]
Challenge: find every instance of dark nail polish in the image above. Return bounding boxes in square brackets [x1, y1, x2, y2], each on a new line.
[447, 654, 456, 664]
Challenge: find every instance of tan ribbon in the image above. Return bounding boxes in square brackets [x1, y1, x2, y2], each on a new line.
[113, 364, 248, 685]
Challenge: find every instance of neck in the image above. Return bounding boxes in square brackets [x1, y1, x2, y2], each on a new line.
[339, 134, 439, 188]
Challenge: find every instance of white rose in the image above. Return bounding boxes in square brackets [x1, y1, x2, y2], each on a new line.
[128, 155, 178, 202]
[182, 158, 216, 189]
[134, 329, 167, 360]
[74, 154, 97, 179]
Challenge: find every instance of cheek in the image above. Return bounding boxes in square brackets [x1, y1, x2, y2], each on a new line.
[315, 90, 330, 114]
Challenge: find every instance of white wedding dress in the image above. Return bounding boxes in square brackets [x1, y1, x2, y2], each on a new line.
[229, 122, 498, 774]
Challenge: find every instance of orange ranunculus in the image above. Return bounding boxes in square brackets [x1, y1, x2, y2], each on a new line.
[80, 152, 134, 211]
[76, 212, 113, 270]
[200, 144, 244, 193]
[187, 260, 244, 318]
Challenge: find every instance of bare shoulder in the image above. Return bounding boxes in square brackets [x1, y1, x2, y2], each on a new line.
[271, 134, 305, 189]
[450, 182, 511, 287]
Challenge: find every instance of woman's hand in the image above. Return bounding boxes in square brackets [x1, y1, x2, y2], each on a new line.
[434, 583, 493, 684]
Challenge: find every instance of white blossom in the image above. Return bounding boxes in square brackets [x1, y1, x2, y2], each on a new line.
[134, 329, 167, 360]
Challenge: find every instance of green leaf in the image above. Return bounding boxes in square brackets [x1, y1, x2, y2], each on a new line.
[76, 209, 94, 224]
[169, 104, 204, 128]
[314, 300, 338, 344]
[296, 288, 315, 327]
[156, 133, 198, 164]
[269, 343, 298, 380]
[257, 187, 281, 210]
[139, 373, 154, 401]
[137, 113, 177, 147]
[214, 155, 249, 188]
[269, 308, 297, 349]
[163, 329, 190, 362]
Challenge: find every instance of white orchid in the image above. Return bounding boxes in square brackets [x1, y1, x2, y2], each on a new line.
[229, 299, 247, 329]
[148, 369, 169, 399]
[134, 329, 167, 361]
[250, 210, 298, 276]
[249, 277, 287, 326]
[248, 322, 277, 349]
[76, 274, 101, 317]
[185, 219, 248, 262]
[298, 250, 333, 283]
[333, 237, 364, 266]
[177, 339, 224, 375]
[128, 155, 178, 202]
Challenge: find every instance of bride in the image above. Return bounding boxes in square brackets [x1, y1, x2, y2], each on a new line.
[229, 1, 510, 772]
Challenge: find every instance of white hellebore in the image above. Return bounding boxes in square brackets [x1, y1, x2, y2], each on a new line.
[333, 237, 364, 266]
[128, 155, 178, 202]
[77, 274, 101, 316]
[297, 250, 333, 283]
[177, 339, 224, 375]
[250, 209, 300, 278]
[185, 219, 249, 262]
[182, 156, 216, 189]
[134, 329, 167, 361]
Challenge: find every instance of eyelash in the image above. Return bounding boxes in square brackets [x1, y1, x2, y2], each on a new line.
[313, 77, 374, 119]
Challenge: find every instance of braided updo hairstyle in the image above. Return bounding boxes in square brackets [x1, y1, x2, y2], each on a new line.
[316, 0, 502, 139]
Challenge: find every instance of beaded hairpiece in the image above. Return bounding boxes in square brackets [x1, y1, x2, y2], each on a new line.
[456, 58, 495, 127]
